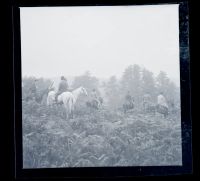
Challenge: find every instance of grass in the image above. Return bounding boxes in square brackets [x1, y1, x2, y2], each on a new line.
[22, 101, 182, 168]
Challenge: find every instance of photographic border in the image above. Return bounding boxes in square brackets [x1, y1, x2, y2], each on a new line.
[12, 0, 192, 179]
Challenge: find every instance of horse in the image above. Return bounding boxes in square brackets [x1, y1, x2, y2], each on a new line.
[86, 100, 99, 110]
[86, 97, 103, 110]
[47, 90, 56, 106]
[143, 102, 156, 114]
[156, 104, 169, 118]
[123, 101, 134, 114]
[47, 87, 88, 119]
[144, 103, 169, 118]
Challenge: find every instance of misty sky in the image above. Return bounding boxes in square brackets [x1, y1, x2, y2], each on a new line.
[20, 5, 180, 84]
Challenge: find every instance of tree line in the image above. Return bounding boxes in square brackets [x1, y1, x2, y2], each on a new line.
[103, 64, 180, 110]
[22, 64, 180, 110]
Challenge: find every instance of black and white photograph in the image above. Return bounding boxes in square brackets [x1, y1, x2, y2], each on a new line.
[20, 4, 184, 168]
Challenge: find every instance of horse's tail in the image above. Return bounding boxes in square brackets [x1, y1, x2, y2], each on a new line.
[65, 96, 74, 113]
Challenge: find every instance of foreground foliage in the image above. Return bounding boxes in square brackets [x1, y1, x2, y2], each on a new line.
[23, 101, 182, 168]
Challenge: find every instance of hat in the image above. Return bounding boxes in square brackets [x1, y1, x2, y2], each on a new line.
[61, 76, 67, 80]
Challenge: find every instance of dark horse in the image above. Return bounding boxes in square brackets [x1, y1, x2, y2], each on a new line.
[123, 101, 134, 113]
[156, 104, 169, 118]
[86, 97, 103, 110]
[145, 104, 169, 118]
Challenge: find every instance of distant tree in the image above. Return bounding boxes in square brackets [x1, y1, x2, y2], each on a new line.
[132, 64, 141, 96]
[165, 81, 179, 106]
[72, 71, 99, 92]
[104, 76, 121, 110]
[156, 71, 179, 105]
[141, 68, 156, 100]
[120, 64, 141, 106]
[121, 65, 134, 91]
[156, 71, 170, 94]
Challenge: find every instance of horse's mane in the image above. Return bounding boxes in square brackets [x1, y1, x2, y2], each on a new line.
[72, 86, 83, 92]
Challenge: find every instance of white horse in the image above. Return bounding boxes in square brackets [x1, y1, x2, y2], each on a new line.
[47, 90, 56, 106]
[46, 82, 56, 106]
[47, 87, 88, 119]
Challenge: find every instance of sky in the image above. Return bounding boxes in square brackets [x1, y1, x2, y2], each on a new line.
[20, 5, 180, 85]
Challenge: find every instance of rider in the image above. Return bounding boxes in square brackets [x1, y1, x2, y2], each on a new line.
[90, 89, 100, 107]
[125, 91, 134, 106]
[157, 92, 168, 110]
[55, 76, 69, 102]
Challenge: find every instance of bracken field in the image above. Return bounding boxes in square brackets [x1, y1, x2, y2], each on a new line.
[22, 99, 182, 168]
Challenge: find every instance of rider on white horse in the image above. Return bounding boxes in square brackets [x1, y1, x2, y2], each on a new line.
[57, 86, 88, 119]
[157, 92, 169, 117]
[46, 86, 56, 106]
[55, 76, 69, 102]
[157, 92, 168, 109]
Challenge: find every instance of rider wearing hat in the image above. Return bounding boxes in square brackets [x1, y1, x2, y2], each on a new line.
[90, 88, 101, 108]
[125, 91, 134, 106]
[58, 76, 69, 93]
[157, 92, 168, 109]
[91, 89, 98, 99]
[55, 76, 69, 102]
[157, 91, 169, 117]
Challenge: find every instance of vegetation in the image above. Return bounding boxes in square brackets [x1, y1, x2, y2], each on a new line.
[22, 64, 182, 168]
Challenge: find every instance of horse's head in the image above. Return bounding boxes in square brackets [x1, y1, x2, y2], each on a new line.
[80, 87, 88, 96]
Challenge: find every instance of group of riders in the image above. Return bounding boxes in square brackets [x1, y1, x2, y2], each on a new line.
[123, 90, 170, 117]
[26, 76, 102, 107]
[26, 76, 171, 117]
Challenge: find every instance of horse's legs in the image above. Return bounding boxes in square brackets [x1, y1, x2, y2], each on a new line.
[63, 103, 68, 120]
[68, 108, 72, 119]
[71, 103, 75, 119]
[68, 101, 72, 119]
[71, 111, 74, 119]
[65, 109, 69, 120]
[68, 99, 74, 119]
